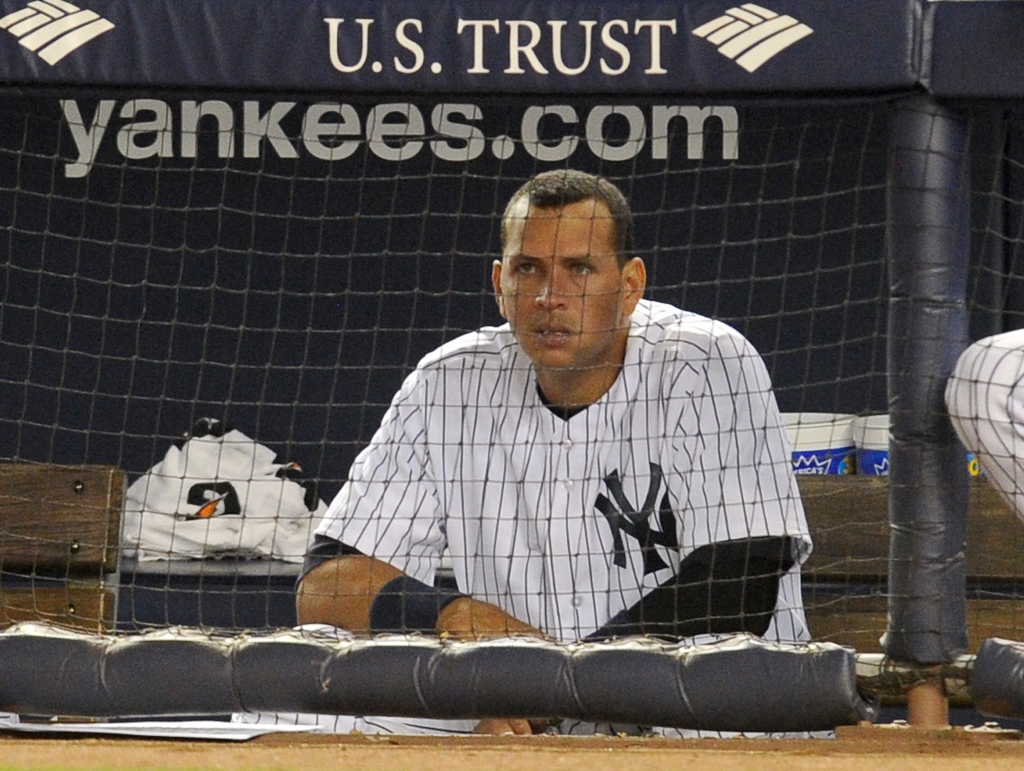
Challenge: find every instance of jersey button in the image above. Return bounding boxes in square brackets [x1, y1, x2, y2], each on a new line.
[560, 439, 573, 450]
[571, 596, 584, 608]
[562, 479, 573, 490]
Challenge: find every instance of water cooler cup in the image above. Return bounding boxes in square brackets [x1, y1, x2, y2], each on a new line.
[851, 413, 981, 477]
[782, 413, 855, 475]
[852, 414, 890, 475]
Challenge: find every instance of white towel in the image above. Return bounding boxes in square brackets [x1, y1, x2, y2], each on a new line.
[122, 419, 323, 562]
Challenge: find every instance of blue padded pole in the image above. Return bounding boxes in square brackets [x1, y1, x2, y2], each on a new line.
[884, 95, 970, 665]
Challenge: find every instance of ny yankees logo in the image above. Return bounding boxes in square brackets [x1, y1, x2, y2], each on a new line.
[594, 463, 680, 574]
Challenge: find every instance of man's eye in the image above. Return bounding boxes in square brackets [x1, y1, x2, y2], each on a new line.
[515, 263, 536, 274]
[572, 263, 592, 274]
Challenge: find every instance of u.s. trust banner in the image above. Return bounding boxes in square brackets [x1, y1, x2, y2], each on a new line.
[0, 0, 921, 93]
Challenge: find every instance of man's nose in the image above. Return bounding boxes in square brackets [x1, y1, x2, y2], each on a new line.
[535, 267, 570, 307]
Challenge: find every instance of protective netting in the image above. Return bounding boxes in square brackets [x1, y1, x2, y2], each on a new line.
[0, 93, 1018, 673]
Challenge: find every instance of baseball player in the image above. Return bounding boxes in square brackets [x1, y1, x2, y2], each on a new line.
[947, 328, 1024, 520]
[287, 170, 812, 735]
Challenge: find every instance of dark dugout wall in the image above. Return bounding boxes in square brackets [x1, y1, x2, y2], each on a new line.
[0, 92, 891, 496]
[0, 0, 932, 496]
[4, 0, 1013, 500]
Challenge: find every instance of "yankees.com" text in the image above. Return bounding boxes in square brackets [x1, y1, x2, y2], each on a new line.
[60, 99, 739, 178]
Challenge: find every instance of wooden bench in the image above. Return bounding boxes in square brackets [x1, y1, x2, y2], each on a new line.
[0, 465, 124, 632]
[800, 475, 1024, 654]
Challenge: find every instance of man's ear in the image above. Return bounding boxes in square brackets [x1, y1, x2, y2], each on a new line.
[620, 257, 646, 316]
[492, 260, 508, 319]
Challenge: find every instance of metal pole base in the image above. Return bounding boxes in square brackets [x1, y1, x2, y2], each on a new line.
[906, 681, 949, 729]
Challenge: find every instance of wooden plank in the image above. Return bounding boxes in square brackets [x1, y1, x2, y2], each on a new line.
[805, 595, 1024, 654]
[799, 476, 889, 581]
[0, 465, 123, 573]
[805, 594, 888, 653]
[965, 482, 1024, 580]
[0, 586, 115, 633]
[798, 475, 1024, 581]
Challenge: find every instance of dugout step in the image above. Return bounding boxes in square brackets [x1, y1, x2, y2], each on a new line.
[836, 721, 1022, 741]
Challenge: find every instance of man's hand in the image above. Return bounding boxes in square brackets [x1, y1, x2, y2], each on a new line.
[300, 561, 556, 733]
[436, 597, 556, 735]
[436, 596, 548, 640]
[473, 718, 537, 735]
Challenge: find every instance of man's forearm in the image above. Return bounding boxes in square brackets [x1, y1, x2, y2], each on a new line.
[436, 596, 547, 640]
[298, 556, 550, 735]
[297, 554, 545, 640]
[296, 554, 403, 632]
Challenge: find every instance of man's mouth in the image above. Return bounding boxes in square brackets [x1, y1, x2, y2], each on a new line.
[534, 324, 574, 339]
[527, 324, 579, 351]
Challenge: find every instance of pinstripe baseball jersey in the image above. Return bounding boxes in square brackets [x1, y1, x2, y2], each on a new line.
[948, 328, 1024, 521]
[318, 299, 812, 644]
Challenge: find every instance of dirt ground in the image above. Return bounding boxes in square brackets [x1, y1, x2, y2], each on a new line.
[4, 728, 1024, 771]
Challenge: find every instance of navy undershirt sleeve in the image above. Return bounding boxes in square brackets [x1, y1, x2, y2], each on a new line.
[297, 533, 364, 586]
[586, 536, 798, 641]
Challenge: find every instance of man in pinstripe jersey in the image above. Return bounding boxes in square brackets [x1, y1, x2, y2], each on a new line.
[290, 169, 812, 735]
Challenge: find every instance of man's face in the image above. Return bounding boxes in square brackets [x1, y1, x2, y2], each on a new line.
[492, 198, 645, 387]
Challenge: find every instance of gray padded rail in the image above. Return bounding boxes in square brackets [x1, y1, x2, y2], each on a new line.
[0, 623, 876, 732]
[970, 638, 1024, 720]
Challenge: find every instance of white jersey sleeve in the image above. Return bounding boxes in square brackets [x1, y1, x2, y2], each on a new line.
[315, 368, 447, 586]
[664, 317, 809, 553]
[660, 316, 811, 643]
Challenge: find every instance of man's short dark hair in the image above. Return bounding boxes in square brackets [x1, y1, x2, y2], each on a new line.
[501, 170, 635, 265]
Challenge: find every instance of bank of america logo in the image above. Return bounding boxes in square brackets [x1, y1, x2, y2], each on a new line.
[693, 4, 812, 73]
[0, 0, 114, 65]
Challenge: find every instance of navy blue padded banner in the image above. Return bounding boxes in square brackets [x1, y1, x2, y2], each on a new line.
[926, 0, 1024, 98]
[0, 0, 918, 94]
